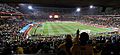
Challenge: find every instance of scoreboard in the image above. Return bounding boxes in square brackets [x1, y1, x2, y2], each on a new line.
[49, 12, 60, 19]
[49, 15, 59, 19]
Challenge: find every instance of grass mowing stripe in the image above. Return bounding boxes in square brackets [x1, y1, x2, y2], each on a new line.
[79, 24, 106, 33]
[50, 22, 61, 35]
[56, 22, 73, 34]
[78, 23, 108, 31]
[77, 24, 101, 33]
[48, 22, 55, 35]
[60, 22, 79, 34]
[59, 23, 77, 34]
[81, 24, 110, 33]
[66, 23, 98, 33]
[53, 22, 67, 34]
[29, 22, 111, 36]
[63, 23, 80, 31]
[47, 22, 51, 35]
[52, 22, 70, 35]
[41, 23, 44, 34]
[43, 22, 49, 35]
[61, 23, 104, 33]
[36, 26, 42, 35]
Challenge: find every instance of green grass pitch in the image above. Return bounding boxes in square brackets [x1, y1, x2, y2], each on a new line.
[29, 22, 111, 36]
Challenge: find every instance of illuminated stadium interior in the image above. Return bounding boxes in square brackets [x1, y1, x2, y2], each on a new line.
[0, 0, 120, 55]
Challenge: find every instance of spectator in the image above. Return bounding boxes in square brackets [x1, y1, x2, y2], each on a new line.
[58, 34, 73, 55]
[70, 35, 80, 55]
[79, 32, 94, 55]
[16, 45, 24, 54]
[2, 43, 12, 55]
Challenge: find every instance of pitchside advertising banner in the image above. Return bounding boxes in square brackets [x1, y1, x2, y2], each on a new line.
[80, 30, 91, 34]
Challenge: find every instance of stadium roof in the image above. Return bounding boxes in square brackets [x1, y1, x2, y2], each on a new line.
[0, 0, 120, 7]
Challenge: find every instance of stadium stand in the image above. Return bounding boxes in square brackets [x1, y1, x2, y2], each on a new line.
[0, 3, 120, 55]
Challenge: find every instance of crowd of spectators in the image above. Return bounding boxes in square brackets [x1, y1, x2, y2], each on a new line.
[55, 15, 120, 28]
[78, 16, 120, 28]
[102, 8, 120, 15]
[0, 29, 119, 55]
[0, 18, 27, 39]
[0, 4, 19, 13]
[0, 18, 28, 54]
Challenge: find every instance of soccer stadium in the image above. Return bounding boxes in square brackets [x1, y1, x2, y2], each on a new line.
[0, 0, 120, 55]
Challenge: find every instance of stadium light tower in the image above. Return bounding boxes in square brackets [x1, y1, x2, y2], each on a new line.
[28, 5, 33, 10]
[76, 8, 81, 12]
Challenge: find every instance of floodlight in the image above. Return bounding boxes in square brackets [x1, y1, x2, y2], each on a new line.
[28, 5, 33, 10]
[90, 5, 93, 8]
[49, 15, 53, 18]
[76, 8, 81, 12]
